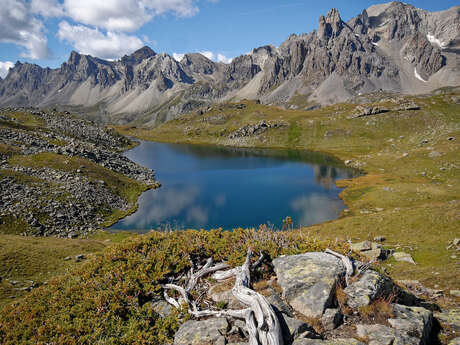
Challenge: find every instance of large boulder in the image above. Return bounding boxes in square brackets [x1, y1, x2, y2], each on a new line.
[174, 318, 229, 345]
[351, 241, 385, 261]
[435, 308, 460, 331]
[278, 314, 318, 342]
[273, 253, 345, 318]
[293, 339, 365, 345]
[267, 293, 294, 317]
[321, 308, 342, 331]
[344, 270, 393, 308]
[356, 304, 433, 345]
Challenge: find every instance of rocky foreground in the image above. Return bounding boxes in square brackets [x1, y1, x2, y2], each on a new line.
[0, 107, 158, 237]
[166, 250, 459, 345]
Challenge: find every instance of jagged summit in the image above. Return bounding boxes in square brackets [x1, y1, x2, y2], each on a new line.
[0, 2, 458, 125]
[121, 46, 156, 65]
[318, 8, 343, 40]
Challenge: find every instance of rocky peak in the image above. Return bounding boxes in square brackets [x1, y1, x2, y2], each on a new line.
[318, 8, 343, 40]
[121, 46, 156, 66]
[67, 51, 82, 66]
[180, 53, 216, 75]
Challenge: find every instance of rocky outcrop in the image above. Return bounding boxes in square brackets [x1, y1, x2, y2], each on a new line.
[0, 3, 458, 125]
[272, 252, 345, 318]
[344, 270, 394, 308]
[0, 108, 158, 237]
[356, 304, 433, 345]
[293, 339, 365, 345]
[174, 318, 230, 345]
[229, 120, 287, 139]
[165, 250, 454, 345]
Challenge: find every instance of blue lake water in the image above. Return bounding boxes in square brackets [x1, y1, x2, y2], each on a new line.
[110, 141, 357, 232]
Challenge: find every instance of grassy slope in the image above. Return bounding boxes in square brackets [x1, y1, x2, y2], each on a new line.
[0, 110, 148, 306]
[0, 228, 346, 345]
[117, 89, 460, 293]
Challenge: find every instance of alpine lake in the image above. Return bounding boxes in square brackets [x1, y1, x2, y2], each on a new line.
[111, 141, 358, 232]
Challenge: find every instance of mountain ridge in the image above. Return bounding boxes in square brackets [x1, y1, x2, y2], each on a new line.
[0, 1, 459, 126]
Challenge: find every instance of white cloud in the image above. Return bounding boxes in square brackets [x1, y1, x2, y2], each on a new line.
[217, 53, 232, 63]
[200, 51, 215, 60]
[199, 51, 232, 63]
[0, 0, 50, 59]
[61, 0, 199, 32]
[0, 61, 14, 78]
[30, 0, 64, 17]
[173, 53, 185, 61]
[57, 21, 144, 60]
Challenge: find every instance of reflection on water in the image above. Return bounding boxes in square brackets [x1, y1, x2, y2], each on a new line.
[111, 141, 358, 232]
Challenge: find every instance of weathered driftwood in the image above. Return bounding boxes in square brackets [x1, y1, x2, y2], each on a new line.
[325, 248, 354, 286]
[162, 250, 283, 345]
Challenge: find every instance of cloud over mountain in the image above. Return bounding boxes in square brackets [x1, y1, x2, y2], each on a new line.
[57, 21, 144, 60]
[0, 0, 50, 59]
[1, 0, 207, 60]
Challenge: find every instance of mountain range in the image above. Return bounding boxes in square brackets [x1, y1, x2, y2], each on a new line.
[0, 1, 459, 126]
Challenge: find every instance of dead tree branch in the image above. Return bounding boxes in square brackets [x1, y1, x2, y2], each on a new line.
[162, 250, 283, 345]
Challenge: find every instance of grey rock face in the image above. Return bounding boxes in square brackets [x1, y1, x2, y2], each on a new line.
[356, 304, 433, 345]
[344, 270, 394, 308]
[293, 339, 365, 345]
[267, 293, 294, 317]
[174, 318, 229, 345]
[434, 308, 460, 331]
[273, 252, 345, 318]
[321, 308, 342, 331]
[279, 314, 318, 342]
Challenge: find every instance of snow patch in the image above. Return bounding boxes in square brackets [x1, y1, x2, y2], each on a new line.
[372, 42, 379, 47]
[414, 67, 427, 83]
[426, 34, 448, 49]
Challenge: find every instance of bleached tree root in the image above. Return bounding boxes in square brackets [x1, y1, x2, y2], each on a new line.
[325, 248, 354, 286]
[162, 250, 284, 345]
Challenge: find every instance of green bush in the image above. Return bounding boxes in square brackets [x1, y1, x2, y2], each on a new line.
[0, 228, 344, 345]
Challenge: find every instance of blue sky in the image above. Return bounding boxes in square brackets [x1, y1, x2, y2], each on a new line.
[0, 0, 458, 77]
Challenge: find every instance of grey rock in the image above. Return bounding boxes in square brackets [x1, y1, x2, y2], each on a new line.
[174, 318, 229, 345]
[356, 304, 433, 345]
[344, 270, 393, 308]
[351, 241, 385, 261]
[434, 308, 460, 331]
[273, 252, 345, 318]
[428, 151, 442, 158]
[321, 308, 342, 331]
[152, 300, 174, 318]
[293, 339, 365, 345]
[450, 290, 460, 297]
[208, 283, 244, 309]
[393, 252, 416, 264]
[449, 337, 460, 345]
[352, 106, 389, 118]
[279, 314, 317, 341]
[267, 293, 293, 317]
